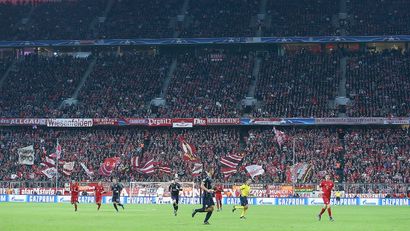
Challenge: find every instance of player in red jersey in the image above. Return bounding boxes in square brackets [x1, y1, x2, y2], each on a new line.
[95, 181, 105, 210]
[318, 175, 334, 221]
[214, 183, 223, 211]
[70, 180, 79, 212]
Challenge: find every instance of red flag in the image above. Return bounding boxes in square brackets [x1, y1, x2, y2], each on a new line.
[273, 127, 287, 148]
[131, 156, 140, 167]
[41, 156, 56, 167]
[221, 167, 237, 178]
[192, 163, 203, 177]
[178, 136, 198, 162]
[56, 140, 62, 159]
[99, 157, 120, 176]
[220, 154, 242, 168]
[137, 158, 155, 174]
[158, 165, 172, 174]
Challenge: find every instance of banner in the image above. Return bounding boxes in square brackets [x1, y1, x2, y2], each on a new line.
[41, 167, 57, 178]
[93, 118, 118, 126]
[47, 118, 93, 127]
[178, 136, 198, 162]
[18, 145, 34, 165]
[147, 118, 172, 127]
[315, 117, 385, 125]
[206, 118, 240, 125]
[241, 118, 282, 125]
[0, 118, 46, 126]
[193, 118, 207, 126]
[136, 158, 155, 174]
[122, 118, 147, 125]
[172, 118, 193, 128]
[383, 118, 409, 125]
[245, 165, 265, 179]
[80, 162, 94, 177]
[99, 157, 120, 176]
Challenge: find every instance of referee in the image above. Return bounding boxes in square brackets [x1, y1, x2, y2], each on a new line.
[232, 179, 251, 219]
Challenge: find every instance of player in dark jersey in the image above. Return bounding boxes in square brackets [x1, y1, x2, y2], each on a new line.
[169, 178, 182, 216]
[111, 178, 125, 212]
[192, 168, 215, 225]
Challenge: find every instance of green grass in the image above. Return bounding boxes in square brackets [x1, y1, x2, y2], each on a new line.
[0, 203, 409, 231]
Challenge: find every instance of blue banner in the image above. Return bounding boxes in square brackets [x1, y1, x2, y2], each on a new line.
[0, 195, 409, 206]
[1, 35, 410, 48]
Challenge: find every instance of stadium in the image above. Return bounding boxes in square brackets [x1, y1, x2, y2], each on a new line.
[0, 0, 409, 230]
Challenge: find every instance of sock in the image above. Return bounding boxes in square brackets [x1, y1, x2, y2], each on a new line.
[74, 203, 77, 211]
[240, 209, 245, 217]
[114, 204, 118, 212]
[118, 203, 124, 209]
[235, 206, 244, 210]
[173, 203, 177, 210]
[97, 203, 101, 210]
[204, 211, 213, 222]
[175, 205, 178, 211]
[328, 208, 332, 217]
[195, 208, 206, 213]
[319, 208, 326, 216]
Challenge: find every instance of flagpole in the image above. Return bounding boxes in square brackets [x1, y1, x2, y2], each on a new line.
[55, 139, 59, 195]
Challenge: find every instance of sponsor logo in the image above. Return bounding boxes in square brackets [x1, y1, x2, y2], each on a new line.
[331, 198, 356, 205]
[126, 118, 147, 125]
[0, 195, 7, 202]
[277, 198, 305, 205]
[29, 196, 55, 203]
[258, 199, 275, 205]
[309, 199, 324, 205]
[9, 195, 27, 202]
[78, 196, 95, 204]
[225, 198, 240, 205]
[361, 199, 378, 205]
[381, 199, 407, 206]
[127, 197, 154, 204]
[58, 196, 71, 203]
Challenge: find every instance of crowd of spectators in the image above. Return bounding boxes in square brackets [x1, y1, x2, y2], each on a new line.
[0, 54, 90, 117]
[346, 50, 410, 117]
[347, 0, 410, 36]
[158, 50, 253, 118]
[66, 52, 170, 118]
[0, 127, 408, 189]
[264, 0, 337, 37]
[253, 49, 340, 118]
[2, 0, 410, 40]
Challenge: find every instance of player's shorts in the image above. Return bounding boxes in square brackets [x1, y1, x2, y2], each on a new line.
[336, 197, 341, 202]
[71, 195, 78, 204]
[240, 196, 248, 206]
[322, 196, 330, 205]
[112, 195, 120, 203]
[95, 196, 102, 204]
[171, 195, 179, 204]
[215, 194, 222, 201]
[202, 195, 215, 208]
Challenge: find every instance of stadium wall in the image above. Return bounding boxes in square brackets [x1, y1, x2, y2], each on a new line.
[0, 195, 408, 206]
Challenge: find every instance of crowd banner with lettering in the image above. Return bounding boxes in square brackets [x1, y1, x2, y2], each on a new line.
[0, 117, 409, 127]
[47, 118, 93, 127]
[2, 36, 410, 48]
[18, 145, 35, 165]
[0, 195, 409, 206]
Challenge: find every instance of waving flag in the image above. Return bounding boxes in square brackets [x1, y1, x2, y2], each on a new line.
[137, 158, 155, 175]
[192, 163, 203, 177]
[80, 162, 94, 177]
[178, 136, 198, 162]
[42, 167, 57, 179]
[56, 140, 62, 159]
[273, 127, 287, 148]
[62, 161, 75, 176]
[41, 156, 56, 167]
[221, 167, 237, 178]
[131, 156, 140, 167]
[220, 154, 242, 168]
[99, 157, 120, 176]
[245, 165, 265, 179]
[158, 165, 172, 174]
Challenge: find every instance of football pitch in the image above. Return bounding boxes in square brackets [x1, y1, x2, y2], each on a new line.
[0, 203, 409, 231]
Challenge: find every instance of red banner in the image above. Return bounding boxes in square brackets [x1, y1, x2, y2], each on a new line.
[0, 118, 46, 126]
[193, 118, 207, 126]
[206, 118, 240, 125]
[93, 118, 118, 126]
[147, 118, 172, 127]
